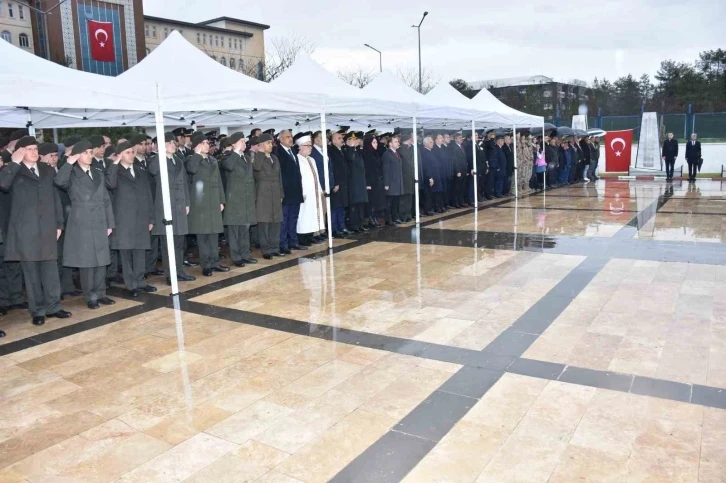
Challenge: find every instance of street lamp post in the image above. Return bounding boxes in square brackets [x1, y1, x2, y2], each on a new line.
[411, 11, 428, 93]
[363, 43, 382, 72]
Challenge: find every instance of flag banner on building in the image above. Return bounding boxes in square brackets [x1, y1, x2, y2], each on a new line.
[604, 129, 634, 172]
[88, 19, 115, 62]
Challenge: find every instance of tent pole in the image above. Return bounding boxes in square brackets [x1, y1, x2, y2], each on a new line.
[472, 120, 477, 208]
[153, 83, 179, 296]
[542, 120, 546, 193]
[320, 111, 333, 250]
[26, 111, 35, 137]
[412, 116, 420, 224]
[512, 123, 518, 198]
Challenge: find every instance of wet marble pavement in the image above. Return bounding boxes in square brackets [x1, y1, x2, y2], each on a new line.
[1, 179, 725, 482]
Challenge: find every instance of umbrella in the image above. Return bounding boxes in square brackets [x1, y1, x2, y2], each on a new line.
[555, 126, 575, 138]
[530, 123, 557, 136]
[587, 128, 607, 137]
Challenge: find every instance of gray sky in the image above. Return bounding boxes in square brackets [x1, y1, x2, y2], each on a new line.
[144, 0, 725, 86]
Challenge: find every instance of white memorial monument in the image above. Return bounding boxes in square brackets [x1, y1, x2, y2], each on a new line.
[634, 112, 661, 170]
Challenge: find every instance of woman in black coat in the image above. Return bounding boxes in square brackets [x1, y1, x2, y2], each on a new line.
[362, 136, 385, 226]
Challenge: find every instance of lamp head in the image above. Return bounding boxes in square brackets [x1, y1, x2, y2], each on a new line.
[423, 11, 428, 17]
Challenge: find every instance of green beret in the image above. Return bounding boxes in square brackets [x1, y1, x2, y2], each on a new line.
[129, 134, 146, 146]
[104, 146, 116, 159]
[191, 133, 207, 149]
[115, 140, 134, 155]
[63, 135, 81, 147]
[88, 135, 105, 149]
[39, 142, 58, 155]
[228, 132, 246, 145]
[10, 129, 29, 141]
[70, 139, 92, 156]
[248, 136, 258, 146]
[164, 132, 175, 143]
[15, 136, 38, 149]
[256, 133, 273, 144]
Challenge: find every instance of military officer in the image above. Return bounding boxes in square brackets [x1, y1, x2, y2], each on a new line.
[186, 132, 229, 276]
[106, 141, 157, 297]
[55, 140, 116, 309]
[0, 136, 71, 326]
[252, 133, 284, 260]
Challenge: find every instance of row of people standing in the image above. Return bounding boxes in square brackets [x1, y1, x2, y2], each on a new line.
[543, 131, 601, 188]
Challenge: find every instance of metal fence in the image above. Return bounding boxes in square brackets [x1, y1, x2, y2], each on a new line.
[549, 112, 726, 140]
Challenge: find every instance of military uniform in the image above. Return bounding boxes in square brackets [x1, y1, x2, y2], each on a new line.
[253, 149, 283, 257]
[222, 147, 256, 264]
[186, 152, 226, 272]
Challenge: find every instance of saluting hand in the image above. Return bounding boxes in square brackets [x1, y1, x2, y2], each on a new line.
[67, 154, 80, 165]
[11, 147, 25, 163]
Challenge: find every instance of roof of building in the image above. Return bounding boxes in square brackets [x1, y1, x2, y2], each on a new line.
[470, 75, 588, 90]
[143, 15, 269, 37]
[198, 16, 270, 31]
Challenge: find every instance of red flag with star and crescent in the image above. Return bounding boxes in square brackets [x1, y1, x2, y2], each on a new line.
[604, 129, 633, 172]
[88, 19, 115, 62]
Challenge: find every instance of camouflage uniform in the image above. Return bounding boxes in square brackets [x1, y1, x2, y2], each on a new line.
[517, 136, 534, 194]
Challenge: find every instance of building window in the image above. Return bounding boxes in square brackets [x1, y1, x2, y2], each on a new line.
[220, 57, 226, 66]
[202, 33, 206, 44]
[8, 2, 13, 18]
[18, 32, 27, 47]
[196, 32, 200, 44]
[18, 4, 23, 19]
[230, 58, 235, 69]
[215, 35, 219, 47]
[234, 38, 237, 50]
[151, 26, 156, 38]
[145, 24, 149, 37]
[239, 58, 244, 71]
[543, 90, 552, 98]
[163, 27, 168, 38]
[228, 37, 231, 48]
[221, 36, 224, 47]
[1, 31, 10, 43]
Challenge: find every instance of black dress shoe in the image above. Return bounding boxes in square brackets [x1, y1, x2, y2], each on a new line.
[9, 302, 28, 310]
[263, 254, 273, 260]
[290, 245, 308, 251]
[99, 297, 115, 306]
[32, 316, 45, 326]
[165, 278, 172, 286]
[87, 301, 100, 309]
[0, 306, 7, 316]
[129, 289, 140, 298]
[212, 265, 230, 272]
[202, 269, 213, 276]
[280, 248, 292, 255]
[183, 260, 199, 267]
[47, 310, 72, 319]
[385, 222, 396, 227]
[234, 260, 246, 267]
[178, 273, 196, 281]
[360, 226, 370, 232]
[62, 290, 83, 298]
[241, 257, 258, 264]
[150, 269, 165, 276]
[141, 285, 157, 293]
[332, 231, 346, 239]
[0, 329, 5, 338]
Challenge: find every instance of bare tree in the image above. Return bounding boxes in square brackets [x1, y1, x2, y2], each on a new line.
[396, 66, 439, 94]
[337, 66, 376, 88]
[261, 33, 317, 82]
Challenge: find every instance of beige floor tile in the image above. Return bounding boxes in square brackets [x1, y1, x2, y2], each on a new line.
[184, 453, 269, 483]
[253, 471, 304, 483]
[205, 400, 295, 445]
[116, 432, 238, 482]
[547, 444, 630, 483]
[282, 360, 365, 398]
[145, 402, 233, 446]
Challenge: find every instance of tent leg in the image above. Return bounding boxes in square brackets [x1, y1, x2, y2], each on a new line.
[26, 111, 35, 137]
[320, 112, 333, 250]
[471, 120, 477, 208]
[412, 116, 420, 224]
[512, 123, 518, 198]
[153, 84, 179, 296]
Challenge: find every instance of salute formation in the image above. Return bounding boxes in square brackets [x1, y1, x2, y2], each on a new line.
[0, 125, 548, 338]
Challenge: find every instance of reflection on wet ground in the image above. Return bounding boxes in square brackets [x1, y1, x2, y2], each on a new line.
[1, 179, 726, 483]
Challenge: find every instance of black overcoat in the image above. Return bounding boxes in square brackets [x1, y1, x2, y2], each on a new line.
[105, 163, 153, 250]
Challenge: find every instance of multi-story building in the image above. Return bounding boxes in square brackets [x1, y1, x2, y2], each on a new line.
[0, 1, 34, 52]
[470, 75, 589, 120]
[143, 15, 268, 77]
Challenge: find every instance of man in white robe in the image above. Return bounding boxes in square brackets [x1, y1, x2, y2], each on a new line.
[295, 135, 325, 247]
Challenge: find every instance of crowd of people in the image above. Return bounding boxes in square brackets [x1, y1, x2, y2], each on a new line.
[0, 124, 598, 337]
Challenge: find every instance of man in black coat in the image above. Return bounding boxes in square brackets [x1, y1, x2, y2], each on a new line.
[106, 141, 157, 297]
[489, 136, 507, 198]
[399, 133, 417, 221]
[502, 135, 515, 195]
[448, 133, 468, 207]
[382, 135, 404, 225]
[0, 136, 71, 326]
[275, 130, 305, 253]
[343, 132, 369, 232]
[661, 132, 679, 181]
[329, 130, 350, 238]
[685, 133, 701, 181]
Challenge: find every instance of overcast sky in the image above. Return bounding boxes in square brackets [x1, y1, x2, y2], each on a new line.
[144, 0, 725, 86]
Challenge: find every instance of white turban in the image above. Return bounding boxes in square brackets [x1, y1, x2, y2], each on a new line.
[295, 135, 312, 146]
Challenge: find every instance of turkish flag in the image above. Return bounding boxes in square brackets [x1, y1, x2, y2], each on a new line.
[88, 20, 115, 62]
[604, 129, 633, 172]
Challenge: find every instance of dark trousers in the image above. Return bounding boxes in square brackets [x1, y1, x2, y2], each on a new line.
[146, 235, 160, 273]
[348, 203, 365, 230]
[0, 257, 23, 307]
[421, 188, 432, 214]
[258, 222, 281, 255]
[20, 260, 61, 317]
[488, 169, 504, 197]
[665, 159, 675, 178]
[57, 234, 75, 294]
[106, 249, 118, 280]
[589, 160, 599, 180]
[196, 233, 219, 270]
[482, 171, 492, 198]
[399, 194, 413, 220]
[332, 208, 346, 232]
[502, 174, 512, 195]
[386, 195, 400, 222]
[280, 205, 300, 249]
[119, 249, 146, 290]
[687, 161, 697, 179]
[227, 224, 251, 262]
[432, 192, 445, 211]
[79, 266, 106, 303]
[162, 234, 185, 277]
